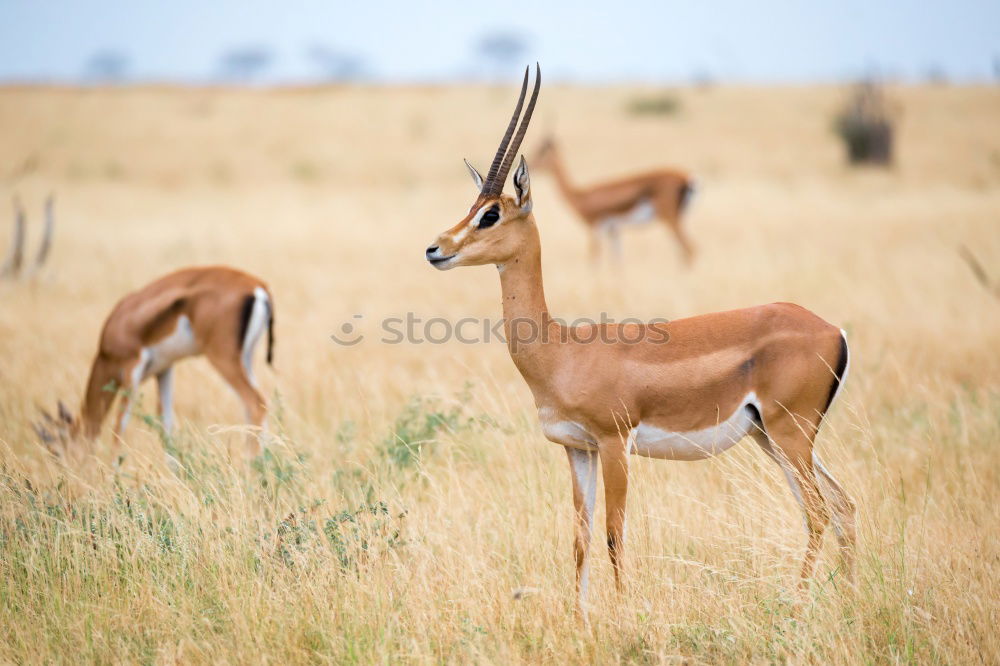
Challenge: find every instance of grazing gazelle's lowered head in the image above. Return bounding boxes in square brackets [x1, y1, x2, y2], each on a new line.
[425, 65, 856, 618]
[426, 64, 541, 272]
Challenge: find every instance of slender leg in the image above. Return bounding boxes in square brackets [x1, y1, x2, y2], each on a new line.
[670, 220, 695, 265]
[655, 193, 695, 265]
[599, 436, 630, 592]
[113, 354, 147, 437]
[156, 367, 175, 433]
[752, 417, 830, 585]
[113, 392, 133, 439]
[588, 226, 602, 264]
[607, 225, 623, 266]
[565, 446, 598, 614]
[813, 454, 857, 581]
[111, 393, 133, 465]
[111, 353, 147, 463]
[205, 354, 267, 457]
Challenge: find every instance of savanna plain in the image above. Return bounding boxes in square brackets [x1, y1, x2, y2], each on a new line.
[0, 83, 998, 664]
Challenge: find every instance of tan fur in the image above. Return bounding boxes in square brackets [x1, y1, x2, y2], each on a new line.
[532, 139, 696, 264]
[428, 141, 855, 614]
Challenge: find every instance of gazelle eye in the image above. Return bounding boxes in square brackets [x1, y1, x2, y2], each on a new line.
[479, 206, 501, 228]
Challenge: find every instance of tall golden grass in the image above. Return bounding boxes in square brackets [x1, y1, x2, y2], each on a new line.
[0, 84, 998, 663]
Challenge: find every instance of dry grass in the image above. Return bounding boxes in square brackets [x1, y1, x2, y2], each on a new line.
[0, 83, 998, 663]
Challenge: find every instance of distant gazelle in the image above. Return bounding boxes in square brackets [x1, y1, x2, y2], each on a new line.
[532, 137, 696, 265]
[426, 66, 855, 613]
[35, 266, 274, 459]
[1, 195, 55, 279]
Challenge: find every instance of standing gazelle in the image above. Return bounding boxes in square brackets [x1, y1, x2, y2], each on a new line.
[426, 66, 856, 613]
[35, 266, 274, 459]
[532, 137, 696, 265]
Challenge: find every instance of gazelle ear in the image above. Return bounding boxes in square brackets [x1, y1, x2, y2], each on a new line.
[513, 155, 532, 212]
[464, 159, 485, 192]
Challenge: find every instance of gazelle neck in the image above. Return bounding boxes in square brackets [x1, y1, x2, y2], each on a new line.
[79, 355, 118, 438]
[547, 149, 577, 201]
[497, 221, 554, 377]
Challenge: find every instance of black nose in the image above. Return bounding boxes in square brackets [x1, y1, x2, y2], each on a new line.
[426, 245, 439, 256]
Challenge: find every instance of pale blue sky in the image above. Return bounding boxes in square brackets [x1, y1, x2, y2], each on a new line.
[0, 0, 997, 83]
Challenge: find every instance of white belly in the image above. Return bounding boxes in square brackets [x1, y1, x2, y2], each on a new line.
[600, 199, 656, 229]
[144, 315, 198, 378]
[537, 393, 760, 460]
[631, 394, 759, 461]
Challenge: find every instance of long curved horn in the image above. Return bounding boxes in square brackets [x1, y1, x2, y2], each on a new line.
[486, 63, 541, 196]
[483, 66, 529, 189]
[959, 245, 999, 299]
[1, 197, 25, 278]
[34, 194, 54, 269]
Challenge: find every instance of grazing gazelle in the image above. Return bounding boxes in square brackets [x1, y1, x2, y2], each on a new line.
[35, 266, 275, 459]
[1, 195, 55, 279]
[531, 136, 696, 265]
[426, 65, 856, 612]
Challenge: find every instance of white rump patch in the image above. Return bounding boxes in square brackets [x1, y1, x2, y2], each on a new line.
[242, 287, 270, 386]
[826, 329, 851, 410]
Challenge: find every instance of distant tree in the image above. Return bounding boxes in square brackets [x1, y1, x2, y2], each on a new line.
[691, 69, 716, 90]
[217, 46, 273, 83]
[922, 64, 948, 85]
[84, 50, 130, 83]
[476, 31, 527, 80]
[306, 44, 365, 81]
